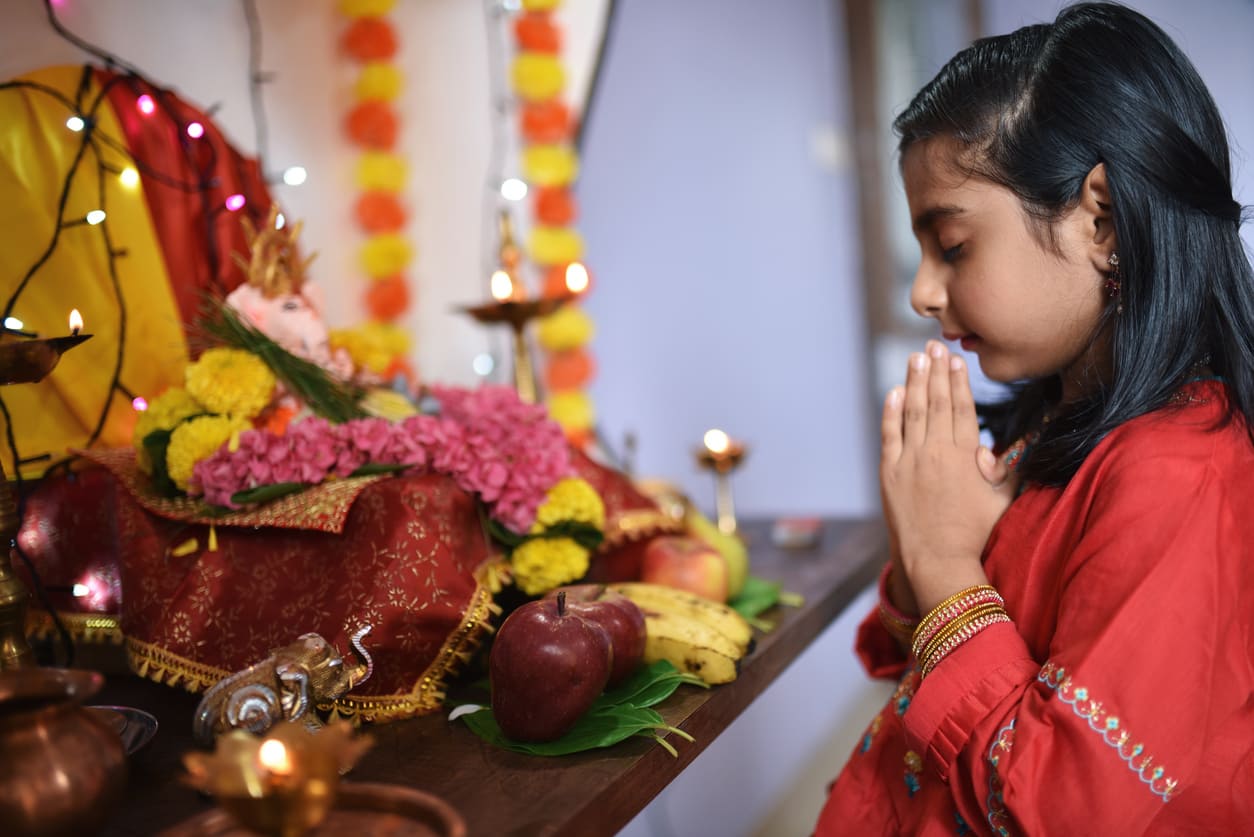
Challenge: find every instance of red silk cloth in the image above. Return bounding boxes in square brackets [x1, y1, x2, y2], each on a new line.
[18, 450, 678, 721]
[96, 68, 274, 336]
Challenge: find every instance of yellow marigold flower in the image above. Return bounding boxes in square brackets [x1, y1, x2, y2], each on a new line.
[537, 306, 594, 352]
[532, 477, 605, 532]
[331, 324, 403, 362]
[355, 152, 407, 192]
[338, 0, 395, 17]
[522, 144, 578, 187]
[132, 387, 206, 473]
[527, 226, 584, 266]
[360, 233, 413, 278]
[355, 62, 403, 101]
[512, 53, 565, 102]
[185, 348, 275, 419]
[547, 391, 595, 432]
[165, 415, 249, 491]
[511, 537, 589, 596]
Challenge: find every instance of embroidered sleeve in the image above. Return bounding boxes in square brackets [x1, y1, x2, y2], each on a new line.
[901, 437, 1250, 835]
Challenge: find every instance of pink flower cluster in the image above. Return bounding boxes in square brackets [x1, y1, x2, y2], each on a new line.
[191, 385, 573, 533]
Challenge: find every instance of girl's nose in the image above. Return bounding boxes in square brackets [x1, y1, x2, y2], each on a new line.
[910, 264, 946, 320]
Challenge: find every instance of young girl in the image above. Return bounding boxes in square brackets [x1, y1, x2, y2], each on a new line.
[816, 4, 1253, 834]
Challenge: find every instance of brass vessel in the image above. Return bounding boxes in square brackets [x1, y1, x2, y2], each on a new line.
[0, 667, 127, 836]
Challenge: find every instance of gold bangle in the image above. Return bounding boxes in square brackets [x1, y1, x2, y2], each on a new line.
[912, 585, 1002, 656]
[920, 611, 1011, 677]
[920, 603, 1006, 662]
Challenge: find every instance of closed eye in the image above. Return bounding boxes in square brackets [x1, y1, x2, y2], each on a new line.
[941, 243, 964, 263]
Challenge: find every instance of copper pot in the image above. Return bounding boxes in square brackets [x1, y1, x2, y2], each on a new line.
[0, 668, 127, 836]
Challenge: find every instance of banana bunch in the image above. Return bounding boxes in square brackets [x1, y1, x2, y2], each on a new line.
[606, 582, 754, 685]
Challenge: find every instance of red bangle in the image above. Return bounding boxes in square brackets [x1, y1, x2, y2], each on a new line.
[877, 563, 919, 641]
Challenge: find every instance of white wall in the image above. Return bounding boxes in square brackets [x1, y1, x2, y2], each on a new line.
[578, 0, 876, 521]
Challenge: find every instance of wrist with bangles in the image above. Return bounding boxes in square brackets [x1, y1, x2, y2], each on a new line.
[910, 582, 1010, 677]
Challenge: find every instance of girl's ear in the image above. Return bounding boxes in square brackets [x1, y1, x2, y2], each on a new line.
[1080, 163, 1117, 250]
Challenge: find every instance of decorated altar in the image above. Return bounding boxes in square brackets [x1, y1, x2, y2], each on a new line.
[0, 2, 822, 834]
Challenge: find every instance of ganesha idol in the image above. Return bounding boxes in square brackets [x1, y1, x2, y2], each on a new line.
[225, 207, 359, 388]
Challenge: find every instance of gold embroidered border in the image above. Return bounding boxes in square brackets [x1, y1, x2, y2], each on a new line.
[601, 508, 684, 551]
[126, 636, 232, 693]
[75, 447, 390, 533]
[326, 558, 502, 723]
[26, 609, 125, 645]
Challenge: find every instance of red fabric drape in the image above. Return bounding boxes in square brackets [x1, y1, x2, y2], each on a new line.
[97, 70, 274, 340]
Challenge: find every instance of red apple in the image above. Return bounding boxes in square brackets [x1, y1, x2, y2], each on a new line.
[547, 584, 646, 686]
[489, 591, 613, 742]
[640, 535, 729, 602]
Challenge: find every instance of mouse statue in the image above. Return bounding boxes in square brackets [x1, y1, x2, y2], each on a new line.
[192, 625, 373, 745]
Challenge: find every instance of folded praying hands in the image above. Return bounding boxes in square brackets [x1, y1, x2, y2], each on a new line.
[879, 341, 1019, 615]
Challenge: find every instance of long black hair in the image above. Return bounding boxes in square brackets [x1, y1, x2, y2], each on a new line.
[893, 2, 1254, 485]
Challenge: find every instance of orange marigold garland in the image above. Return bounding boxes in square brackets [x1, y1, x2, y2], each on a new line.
[339, 0, 413, 388]
[510, 0, 596, 449]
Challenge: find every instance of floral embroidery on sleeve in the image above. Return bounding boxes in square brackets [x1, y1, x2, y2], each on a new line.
[986, 720, 1016, 836]
[1038, 662, 1178, 801]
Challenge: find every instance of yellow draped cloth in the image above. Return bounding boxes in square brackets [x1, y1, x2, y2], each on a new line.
[0, 66, 188, 479]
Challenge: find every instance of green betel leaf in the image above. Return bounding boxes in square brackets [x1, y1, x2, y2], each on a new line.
[229, 482, 309, 506]
[141, 428, 178, 497]
[600, 660, 707, 709]
[458, 661, 701, 757]
[348, 462, 411, 477]
[729, 575, 782, 619]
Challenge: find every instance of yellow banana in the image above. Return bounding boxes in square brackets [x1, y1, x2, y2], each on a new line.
[638, 616, 742, 685]
[608, 582, 754, 655]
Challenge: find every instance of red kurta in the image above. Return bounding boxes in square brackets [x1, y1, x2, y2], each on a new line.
[817, 381, 1254, 835]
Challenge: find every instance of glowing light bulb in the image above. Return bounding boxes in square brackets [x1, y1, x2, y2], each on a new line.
[185, 121, 205, 139]
[72, 584, 89, 597]
[564, 262, 589, 294]
[472, 353, 495, 376]
[224, 194, 246, 212]
[703, 428, 730, 455]
[3, 317, 24, 331]
[119, 166, 140, 189]
[132, 396, 149, 412]
[85, 210, 106, 225]
[500, 178, 528, 201]
[136, 94, 156, 116]
[490, 270, 514, 301]
[65, 115, 85, 132]
[282, 166, 307, 186]
[275, 213, 286, 230]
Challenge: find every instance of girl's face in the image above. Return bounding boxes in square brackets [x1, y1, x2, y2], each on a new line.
[902, 138, 1110, 400]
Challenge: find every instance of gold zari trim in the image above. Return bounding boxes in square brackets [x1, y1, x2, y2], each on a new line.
[325, 558, 502, 723]
[126, 636, 232, 692]
[27, 609, 125, 645]
[601, 509, 684, 550]
[76, 447, 391, 533]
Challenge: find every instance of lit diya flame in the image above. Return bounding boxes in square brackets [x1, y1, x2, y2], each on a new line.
[564, 262, 589, 295]
[68, 309, 83, 335]
[703, 428, 731, 456]
[258, 738, 293, 784]
[490, 270, 515, 302]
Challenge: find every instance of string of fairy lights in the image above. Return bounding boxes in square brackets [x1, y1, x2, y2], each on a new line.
[1, 0, 297, 664]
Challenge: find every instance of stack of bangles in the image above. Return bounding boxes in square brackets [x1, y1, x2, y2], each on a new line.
[877, 565, 1012, 677]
